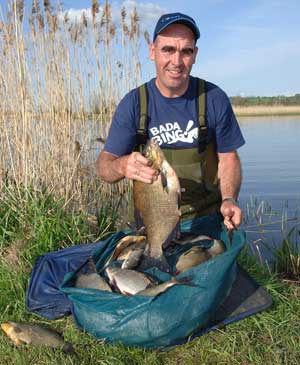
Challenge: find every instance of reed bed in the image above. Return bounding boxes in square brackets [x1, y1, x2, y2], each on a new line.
[0, 0, 147, 217]
[233, 105, 300, 116]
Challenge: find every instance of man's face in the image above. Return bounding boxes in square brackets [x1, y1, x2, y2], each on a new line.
[149, 23, 198, 97]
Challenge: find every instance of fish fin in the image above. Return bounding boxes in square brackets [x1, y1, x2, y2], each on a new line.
[139, 255, 171, 273]
[62, 342, 76, 355]
[175, 275, 196, 286]
[14, 338, 25, 346]
[87, 256, 97, 273]
[160, 170, 169, 193]
[136, 226, 146, 235]
[177, 192, 181, 212]
[162, 223, 180, 250]
[12, 326, 22, 334]
[122, 291, 133, 296]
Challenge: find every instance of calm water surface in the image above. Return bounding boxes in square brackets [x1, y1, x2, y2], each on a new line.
[237, 115, 300, 261]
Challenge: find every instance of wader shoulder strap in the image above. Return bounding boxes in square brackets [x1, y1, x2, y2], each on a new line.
[136, 79, 207, 150]
[196, 78, 208, 153]
[136, 83, 148, 147]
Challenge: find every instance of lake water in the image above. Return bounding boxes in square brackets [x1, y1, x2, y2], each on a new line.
[237, 115, 300, 263]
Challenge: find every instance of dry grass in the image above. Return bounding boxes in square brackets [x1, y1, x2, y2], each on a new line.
[233, 105, 300, 116]
[0, 0, 146, 215]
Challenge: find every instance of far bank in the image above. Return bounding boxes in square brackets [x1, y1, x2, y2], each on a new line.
[233, 105, 300, 116]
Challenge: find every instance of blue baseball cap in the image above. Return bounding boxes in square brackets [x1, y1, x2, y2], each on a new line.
[153, 12, 200, 42]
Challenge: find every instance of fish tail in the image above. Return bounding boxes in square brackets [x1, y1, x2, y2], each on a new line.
[62, 342, 76, 355]
[175, 275, 196, 286]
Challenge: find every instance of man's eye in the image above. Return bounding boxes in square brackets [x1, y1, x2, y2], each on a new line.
[162, 47, 175, 53]
[182, 49, 194, 56]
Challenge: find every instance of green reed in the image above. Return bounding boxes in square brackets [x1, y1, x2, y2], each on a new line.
[242, 197, 300, 280]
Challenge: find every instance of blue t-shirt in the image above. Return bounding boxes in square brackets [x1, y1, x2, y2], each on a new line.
[104, 76, 245, 156]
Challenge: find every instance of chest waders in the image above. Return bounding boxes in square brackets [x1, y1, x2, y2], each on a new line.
[132, 78, 221, 222]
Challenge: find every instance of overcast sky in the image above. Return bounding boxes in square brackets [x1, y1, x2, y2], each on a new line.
[1, 0, 299, 96]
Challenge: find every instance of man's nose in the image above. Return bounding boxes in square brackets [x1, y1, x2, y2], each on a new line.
[170, 51, 183, 65]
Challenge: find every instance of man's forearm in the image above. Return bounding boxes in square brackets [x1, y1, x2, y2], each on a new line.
[96, 152, 128, 183]
[218, 151, 242, 201]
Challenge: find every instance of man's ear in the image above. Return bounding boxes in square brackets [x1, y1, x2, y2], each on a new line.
[193, 46, 198, 64]
[149, 42, 155, 61]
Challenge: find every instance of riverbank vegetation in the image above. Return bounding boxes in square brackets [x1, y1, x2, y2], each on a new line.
[231, 94, 300, 116]
[233, 105, 300, 116]
[231, 94, 300, 107]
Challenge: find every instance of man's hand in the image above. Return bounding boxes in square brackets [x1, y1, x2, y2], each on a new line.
[121, 152, 158, 183]
[96, 151, 157, 184]
[217, 151, 243, 230]
[220, 199, 243, 230]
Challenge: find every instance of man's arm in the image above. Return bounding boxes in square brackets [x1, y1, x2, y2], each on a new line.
[217, 150, 243, 229]
[96, 151, 157, 184]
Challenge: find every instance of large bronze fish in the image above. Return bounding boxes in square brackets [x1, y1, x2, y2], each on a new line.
[1, 322, 75, 354]
[133, 140, 181, 270]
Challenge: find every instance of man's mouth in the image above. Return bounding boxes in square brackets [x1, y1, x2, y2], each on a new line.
[167, 69, 183, 77]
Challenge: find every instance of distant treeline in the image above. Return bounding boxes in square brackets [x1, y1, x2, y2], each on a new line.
[230, 94, 300, 106]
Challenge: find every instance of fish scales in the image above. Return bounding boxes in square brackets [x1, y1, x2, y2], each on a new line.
[133, 141, 181, 260]
[1, 322, 75, 354]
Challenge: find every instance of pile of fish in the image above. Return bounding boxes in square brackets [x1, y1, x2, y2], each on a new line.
[72, 231, 226, 297]
[73, 235, 193, 297]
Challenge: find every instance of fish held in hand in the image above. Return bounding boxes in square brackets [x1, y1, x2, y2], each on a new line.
[176, 246, 211, 274]
[1, 322, 75, 354]
[133, 140, 181, 270]
[105, 267, 155, 295]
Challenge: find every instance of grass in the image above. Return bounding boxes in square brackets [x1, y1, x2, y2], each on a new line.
[1, 188, 300, 364]
[263, 227, 300, 282]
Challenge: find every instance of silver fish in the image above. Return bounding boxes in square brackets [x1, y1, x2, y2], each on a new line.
[75, 272, 112, 292]
[172, 234, 213, 245]
[105, 267, 154, 295]
[105, 235, 147, 267]
[117, 240, 148, 261]
[136, 276, 194, 297]
[121, 246, 146, 269]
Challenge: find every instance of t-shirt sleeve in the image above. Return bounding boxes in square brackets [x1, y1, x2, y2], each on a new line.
[207, 85, 245, 153]
[103, 89, 139, 156]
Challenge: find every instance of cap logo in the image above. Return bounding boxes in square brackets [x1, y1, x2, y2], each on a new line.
[153, 12, 200, 41]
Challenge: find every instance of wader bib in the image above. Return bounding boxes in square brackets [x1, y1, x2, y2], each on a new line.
[132, 78, 221, 221]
